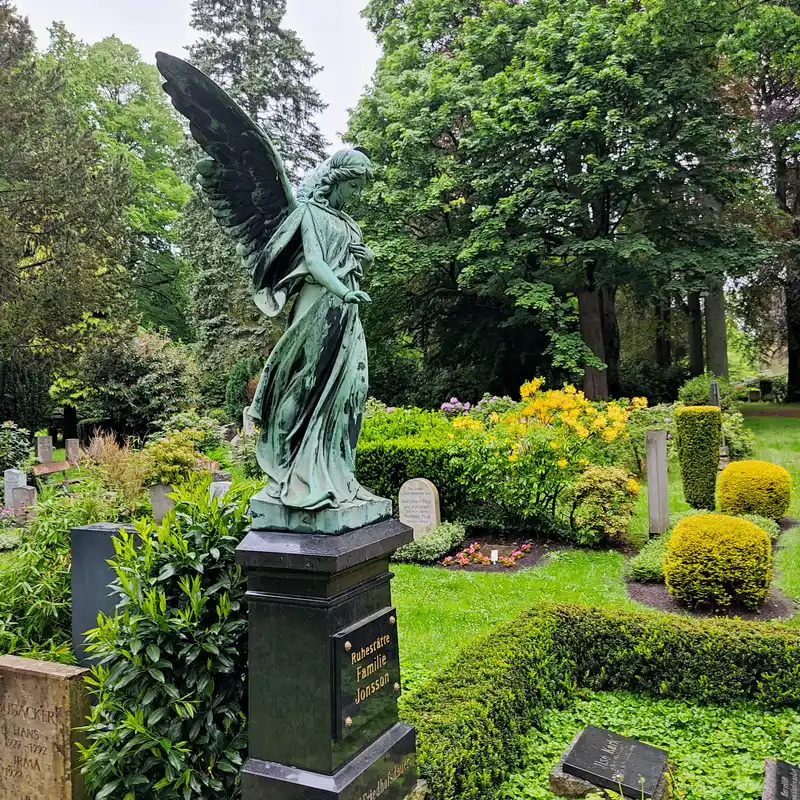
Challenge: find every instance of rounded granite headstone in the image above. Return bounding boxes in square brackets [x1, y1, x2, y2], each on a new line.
[398, 479, 441, 539]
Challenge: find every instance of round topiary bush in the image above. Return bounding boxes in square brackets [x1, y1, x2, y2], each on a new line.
[675, 405, 722, 510]
[664, 514, 772, 610]
[718, 460, 792, 521]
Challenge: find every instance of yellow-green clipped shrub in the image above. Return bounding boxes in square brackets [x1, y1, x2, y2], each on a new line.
[664, 514, 772, 610]
[718, 460, 792, 520]
[675, 405, 721, 510]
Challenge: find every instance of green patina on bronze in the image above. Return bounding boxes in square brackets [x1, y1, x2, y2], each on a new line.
[156, 52, 390, 533]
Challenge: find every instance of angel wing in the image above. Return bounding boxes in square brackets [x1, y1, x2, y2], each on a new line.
[156, 52, 302, 311]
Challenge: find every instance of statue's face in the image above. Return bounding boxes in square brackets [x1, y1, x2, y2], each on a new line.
[337, 176, 366, 204]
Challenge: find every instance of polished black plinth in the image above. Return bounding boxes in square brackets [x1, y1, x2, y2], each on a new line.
[236, 518, 417, 800]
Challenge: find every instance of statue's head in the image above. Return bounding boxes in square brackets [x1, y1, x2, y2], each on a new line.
[298, 148, 373, 208]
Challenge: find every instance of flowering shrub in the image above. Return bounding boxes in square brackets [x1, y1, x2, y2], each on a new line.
[450, 379, 645, 525]
[0, 421, 32, 472]
[442, 542, 532, 568]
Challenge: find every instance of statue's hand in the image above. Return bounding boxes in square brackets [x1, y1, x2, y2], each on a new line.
[349, 242, 374, 264]
[343, 290, 372, 304]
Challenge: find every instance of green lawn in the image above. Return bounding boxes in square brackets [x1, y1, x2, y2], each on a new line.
[395, 415, 800, 678]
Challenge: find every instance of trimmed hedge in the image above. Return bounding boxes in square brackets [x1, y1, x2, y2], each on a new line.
[393, 522, 465, 564]
[355, 439, 467, 517]
[719, 459, 792, 520]
[403, 604, 800, 800]
[675, 405, 721, 509]
[664, 514, 772, 610]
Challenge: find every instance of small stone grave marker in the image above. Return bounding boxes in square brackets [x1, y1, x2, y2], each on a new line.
[646, 430, 669, 535]
[0, 654, 90, 800]
[3, 469, 26, 510]
[490, 549, 499, 564]
[398, 478, 440, 539]
[11, 486, 36, 520]
[243, 406, 257, 437]
[551, 725, 669, 799]
[36, 435, 53, 464]
[764, 758, 800, 800]
[65, 438, 80, 465]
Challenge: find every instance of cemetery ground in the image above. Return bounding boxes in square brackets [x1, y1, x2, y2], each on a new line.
[385, 414, 800, 800]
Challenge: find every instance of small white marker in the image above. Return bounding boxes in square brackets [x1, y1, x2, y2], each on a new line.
[490, 549, 499, 564]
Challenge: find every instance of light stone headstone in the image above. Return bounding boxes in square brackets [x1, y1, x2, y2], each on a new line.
[210, 481, 233, 500]
[149, 484, 175, 524]
[646, 430, 669, 535]
[398, 478, 441, 539]
[3, 469, 26, 510]
[11, 486, 36, 519]
[0, 654, 90, 800]
[36, 435, 53, 464]
[243, 406, 257, 438]
[65, 438, 79, 464]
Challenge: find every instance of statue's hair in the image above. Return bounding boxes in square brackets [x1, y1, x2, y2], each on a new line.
[297, 149, 373, 205]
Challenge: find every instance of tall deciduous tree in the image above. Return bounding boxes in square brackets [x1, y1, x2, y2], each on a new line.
[354, 0, 761, 400]
[182, 0, 328, 401]
[0, 1, 132, 386]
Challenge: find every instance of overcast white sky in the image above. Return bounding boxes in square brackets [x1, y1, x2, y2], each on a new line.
[14, 0, 380, 150]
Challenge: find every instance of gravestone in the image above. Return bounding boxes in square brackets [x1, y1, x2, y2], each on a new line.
[551, 726, 669, 799]
[0, 655, 89, 800]
[71, 523, 136, 666]
[11, 486, 36, 520]
[708, 380, 722, 407]
[398, 479, 441, 539]
[149, 484, 175, 524]
[646, 431, 669, 535]
[3, 469, 26, 510]
[35, 435, 53, 464]
[763, 758, 800, 800]
[65, 438, 80, 465]
[210, 481, 232, 500]
[243, 406, 257, 438]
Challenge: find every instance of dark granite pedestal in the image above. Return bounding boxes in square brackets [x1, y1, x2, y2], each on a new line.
[236, 519, 418, 800]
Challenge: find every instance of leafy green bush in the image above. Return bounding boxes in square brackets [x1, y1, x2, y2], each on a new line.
[231, 434, 261, 479]
[157, 409, 223, 453]
[0, 480, 127, 660]
[675, 406, 722, 509]
[619, 359, 688, 405]
[664, 514, 772, 610]
[565, 466, 638, 546]
[224, 356, 262, 424]
[404, 604, 800, 800]
[79, 479, 249, 800]
[0, 360, 52, 433]
[722, 411, 755, 460]
[141, 431, 201, 486]
[0, 420, 32, 472]
[718, 460, 792, 520]
[360, 406, 453, 444]
[678, 374, 734, 410]
[393, 522, 465, 564]
[627, 532, 669, 582]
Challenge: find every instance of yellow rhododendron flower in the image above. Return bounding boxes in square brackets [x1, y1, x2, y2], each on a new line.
[627, 478, 640, 495]
[557, 458, 568, 468]
[592, 414, 607, 429]
[549, 441, 559, 449]
[602, 428, 618, 442]
[520, 377, 544, 399]
[632, 396, 648, 410]
[453, 416, 481, 430]
[508, 453, 518, 463]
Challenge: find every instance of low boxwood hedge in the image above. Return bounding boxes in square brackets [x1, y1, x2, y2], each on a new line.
[402, 604, 800, 800]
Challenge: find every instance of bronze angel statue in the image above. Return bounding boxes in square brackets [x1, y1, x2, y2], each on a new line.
[156, 53, 390, 534]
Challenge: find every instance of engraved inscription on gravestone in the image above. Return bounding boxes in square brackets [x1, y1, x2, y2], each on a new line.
[340, 747, 416, 800]
[334, 607, 401, 740]
[562, 725, 668, 799]
[764, 758, 800, 800]
[35, 436, 53, 465]
[398, 479, 441, 539]
[0, 655, 89, 800]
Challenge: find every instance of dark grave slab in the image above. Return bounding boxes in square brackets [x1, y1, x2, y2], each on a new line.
[553, 726, 668, 799]
[334, 606, 401, 741]
[764, 759, 800, 800]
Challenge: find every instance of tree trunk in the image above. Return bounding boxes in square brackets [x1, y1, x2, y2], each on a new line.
[63, 404, 78, 441]
[705, 282, 729, 378]
[579, 289, 609, 399]
[600, 286, 621, 397]
[654, 299, 672, 368]
[687, 292, 704, 377]
[786, 265, 800, 400]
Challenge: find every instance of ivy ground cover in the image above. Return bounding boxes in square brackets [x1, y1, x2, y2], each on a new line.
[497, 689, 800, 800]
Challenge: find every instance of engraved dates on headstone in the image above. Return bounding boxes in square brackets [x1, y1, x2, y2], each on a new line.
[562, 726, 668, 799]
[398, 478, 441, 539]
[0, 655, 89, 800]
[334, 607, 401, 740]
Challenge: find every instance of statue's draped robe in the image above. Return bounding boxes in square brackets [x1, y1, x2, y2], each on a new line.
[248, 200, 371, 511]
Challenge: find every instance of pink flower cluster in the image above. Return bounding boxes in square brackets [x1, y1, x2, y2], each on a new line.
[442, 542, 533, 568]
